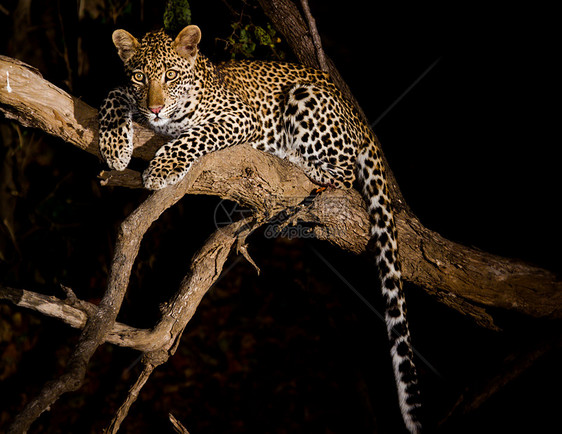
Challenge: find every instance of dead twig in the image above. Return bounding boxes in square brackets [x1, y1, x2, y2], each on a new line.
[169, 413, 190, 434]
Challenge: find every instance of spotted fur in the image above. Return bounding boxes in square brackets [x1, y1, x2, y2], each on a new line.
[99, 25, 422, 432]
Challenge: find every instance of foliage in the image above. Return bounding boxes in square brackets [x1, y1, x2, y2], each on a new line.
[224, 21, 284, 59]
[163, 0, 192, 36]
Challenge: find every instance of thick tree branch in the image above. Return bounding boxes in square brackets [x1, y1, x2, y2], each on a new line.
[1, 11, 560, 429]
[0, 55, 165, 160]
[1, 55, 560, 330]
[258, 0, 562, 327]
[257, 0, 405, 205]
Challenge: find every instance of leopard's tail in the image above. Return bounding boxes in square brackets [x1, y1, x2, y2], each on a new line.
[356, 145, 423, 433]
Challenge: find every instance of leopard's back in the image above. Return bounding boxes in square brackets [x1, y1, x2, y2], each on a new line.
[219, 60, 369, 168]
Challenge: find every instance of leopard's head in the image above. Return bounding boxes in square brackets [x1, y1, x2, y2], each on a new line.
[112, 25, 201, 128]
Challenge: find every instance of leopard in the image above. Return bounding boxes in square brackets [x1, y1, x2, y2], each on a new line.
[99, 25, 423, 433]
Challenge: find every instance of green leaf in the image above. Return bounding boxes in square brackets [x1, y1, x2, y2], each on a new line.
[163, 0, 192, 36]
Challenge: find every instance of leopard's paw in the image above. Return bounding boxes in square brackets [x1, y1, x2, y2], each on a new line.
[99, 88, 134, 171]
[99, 126, 133, 171]
[142, 155, 189, 190]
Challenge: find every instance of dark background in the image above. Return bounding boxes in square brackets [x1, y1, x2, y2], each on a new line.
[0, 1, 560, 433]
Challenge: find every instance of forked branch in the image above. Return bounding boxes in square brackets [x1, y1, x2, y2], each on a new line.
[1, 55, 560, 328]
[5, 169, 194, 433]
[0, 19, 561, 431]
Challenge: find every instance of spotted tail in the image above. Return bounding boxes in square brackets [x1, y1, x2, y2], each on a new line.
[356, 146, 422, 433]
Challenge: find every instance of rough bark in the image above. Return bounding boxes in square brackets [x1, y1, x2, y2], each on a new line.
[258, 0, 562, 328]
[1, 11, 561, 430]
[1, 54, 560, 331]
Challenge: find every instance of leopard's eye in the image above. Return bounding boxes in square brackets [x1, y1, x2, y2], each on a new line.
[165, 70, 178, 82]
[132, 71, 145, 83]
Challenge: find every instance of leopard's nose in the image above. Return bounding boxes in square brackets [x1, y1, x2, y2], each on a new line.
[149, 105, 163, 114]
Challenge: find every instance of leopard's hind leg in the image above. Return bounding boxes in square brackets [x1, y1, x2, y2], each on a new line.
[280, 83, 358, 189]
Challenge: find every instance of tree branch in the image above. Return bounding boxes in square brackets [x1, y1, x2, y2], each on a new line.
[1, 21, 561, 429]
[1, 212, 262, 432]
[6, 169, 195, 433]
[299, 0, 328, 71]
[259, 0, 562, 327]
[0, 285, 151, 349]
[1, 55, 560, 329]
[169, 413, 191, 434]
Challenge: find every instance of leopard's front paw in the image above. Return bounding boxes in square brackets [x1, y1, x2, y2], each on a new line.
[142, 155, 189, 190]
[99, 128, 133, 171]
[104, 152, 131, 171]
[99, 88, 134, 171]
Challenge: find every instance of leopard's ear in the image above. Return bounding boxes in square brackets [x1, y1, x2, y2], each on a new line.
[112, 29, 140, 63]
[172, 25, 201, 59]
